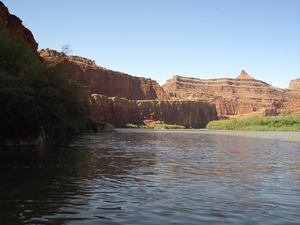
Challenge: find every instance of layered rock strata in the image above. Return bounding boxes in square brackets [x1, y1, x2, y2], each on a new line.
[162, 70, 300, 117]
[0, 2, 39, 57]
[162, 71, 300, 117]
[90, 94, 217, 128]
[39, 49, 169, 101]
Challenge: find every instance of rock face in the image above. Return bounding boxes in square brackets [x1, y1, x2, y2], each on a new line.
[0, 1, 39, 57]
[39, 49, 169, 100]
[162, 71, 300, 117]
[289, 78, 300, 89]
[90, 94, 217, 128]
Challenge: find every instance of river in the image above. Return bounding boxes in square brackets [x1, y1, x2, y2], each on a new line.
[0, 129, 299, 224]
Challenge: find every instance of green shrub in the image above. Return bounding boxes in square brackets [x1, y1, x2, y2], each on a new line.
[206, 114, 300, 131]
[0, 31, 97, 145]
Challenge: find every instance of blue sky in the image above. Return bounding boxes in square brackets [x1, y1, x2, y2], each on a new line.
[2, 0, 300, 88]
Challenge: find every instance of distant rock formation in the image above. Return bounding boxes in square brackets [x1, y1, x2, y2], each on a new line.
[39, 49, 169, 101]
[236, 70, 254, 79]
[162, 72, 300, 118]
[289, 78, 300, 89]
[0, 1, 39, 57]
[90, 94, 217, 128]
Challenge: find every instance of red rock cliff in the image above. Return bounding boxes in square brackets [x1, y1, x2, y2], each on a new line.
[90, 94, 217, 128]
[162, 71, 300, 117]
[0, 1, 39, 57]
[39, 49, 169, 100]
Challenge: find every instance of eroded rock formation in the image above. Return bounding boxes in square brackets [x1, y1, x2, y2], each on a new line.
[162, 71, 300, 117]
[90, 94, 217, 128]
[289, 78, 300, 89]
[0, 1, 39, 57]
[236, 70, 254, 80]
[39, 49, 169, 101]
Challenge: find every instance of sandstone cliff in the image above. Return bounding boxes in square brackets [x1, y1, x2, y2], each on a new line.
[0, 1, 39, 57]
[90, 94, 217, 128]
[39, 49, 169, 101]
[289, 78, 300, 89]
[162, 71, 300, 117]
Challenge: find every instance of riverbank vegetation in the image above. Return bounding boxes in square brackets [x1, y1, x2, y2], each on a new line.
[0, 31, 98, 145]
[206, 114, 300, 131]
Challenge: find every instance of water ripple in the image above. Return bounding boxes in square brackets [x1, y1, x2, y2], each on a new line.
[0, 129, 299, 224]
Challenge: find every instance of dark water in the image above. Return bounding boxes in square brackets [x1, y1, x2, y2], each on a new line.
[0, 129, 299, 225]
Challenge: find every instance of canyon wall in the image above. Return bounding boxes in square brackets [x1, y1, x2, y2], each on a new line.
[90, 94, 217, 128]
[39, 49, 169, 101]
[162, 71, 300, 117]
[40, 49, 216, 127]
[0, 2, 39, 57]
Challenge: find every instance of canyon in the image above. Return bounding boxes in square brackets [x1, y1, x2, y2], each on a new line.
[1, 1, 299, 128]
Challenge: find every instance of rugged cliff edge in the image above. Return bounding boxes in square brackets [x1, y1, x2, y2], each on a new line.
[162, 71, 300, 117]
[90, 94, 217, 128]
[39, 49, 169, 101]
[0, 1, 39, 57]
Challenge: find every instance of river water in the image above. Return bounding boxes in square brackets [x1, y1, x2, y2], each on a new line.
[0, 129, 299, 224]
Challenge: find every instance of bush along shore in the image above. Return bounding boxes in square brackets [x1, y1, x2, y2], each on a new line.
[206, 114, 300, 131]
[0, 31, 98, 146]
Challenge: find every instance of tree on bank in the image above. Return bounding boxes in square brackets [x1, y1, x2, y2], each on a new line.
[0, 31, 97, 145]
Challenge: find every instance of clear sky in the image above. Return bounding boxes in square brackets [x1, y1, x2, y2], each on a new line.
[2, 0, 300, 88]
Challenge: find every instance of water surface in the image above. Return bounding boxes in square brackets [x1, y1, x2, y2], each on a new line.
[0, 129, 299, 224]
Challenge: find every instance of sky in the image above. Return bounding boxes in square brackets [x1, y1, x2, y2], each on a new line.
[2, 0, 300, 88]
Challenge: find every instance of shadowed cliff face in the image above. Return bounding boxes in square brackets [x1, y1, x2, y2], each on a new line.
[39, 49, 169, 101]
[90, 94, 217, 128]
[0, 2, 39, 57]
[162, 71, 300, 117]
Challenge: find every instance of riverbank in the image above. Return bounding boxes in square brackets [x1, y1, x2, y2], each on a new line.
[116, 123, 186, 129]
[206, 114, 300, 131]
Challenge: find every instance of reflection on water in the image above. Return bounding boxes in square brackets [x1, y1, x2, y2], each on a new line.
[0, 129, 299, 224]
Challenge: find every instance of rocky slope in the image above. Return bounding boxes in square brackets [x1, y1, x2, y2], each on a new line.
[162, 70, 300, 117]
[90, 94, 217, 128]
[0, 1, 39, 57]
[39, 49, 169, 101]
